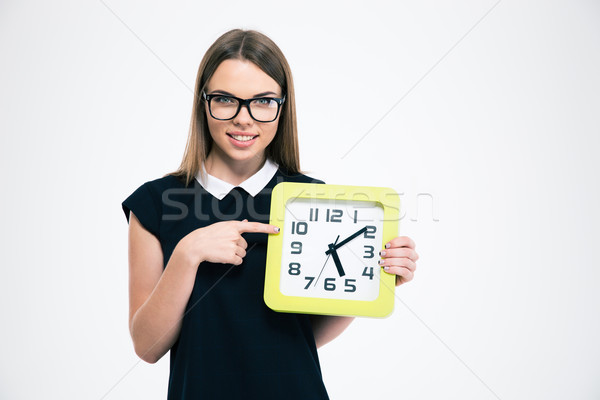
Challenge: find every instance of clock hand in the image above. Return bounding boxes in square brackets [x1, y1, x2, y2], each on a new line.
[325, 226, 368, 255]
[314, 235, 339, 286]
[328, 244, 345, 277]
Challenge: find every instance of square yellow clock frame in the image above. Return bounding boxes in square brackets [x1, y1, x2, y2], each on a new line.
[264, 182, 400, 318]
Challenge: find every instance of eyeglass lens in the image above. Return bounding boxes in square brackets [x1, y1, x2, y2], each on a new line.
[209, 96, 280, 122]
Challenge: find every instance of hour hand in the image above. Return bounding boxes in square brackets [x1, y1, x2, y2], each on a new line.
[328, 243, 345, 277]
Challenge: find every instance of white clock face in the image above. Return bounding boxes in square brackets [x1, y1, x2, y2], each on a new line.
[279, 198, 385, 300]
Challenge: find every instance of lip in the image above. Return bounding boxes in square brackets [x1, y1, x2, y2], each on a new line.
[227, 131, 259, 148]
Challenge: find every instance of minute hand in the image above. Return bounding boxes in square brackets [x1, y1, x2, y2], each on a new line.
[325, 226, 368, 255]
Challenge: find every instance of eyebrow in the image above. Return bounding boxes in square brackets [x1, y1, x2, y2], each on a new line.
[209, 89, 281, 98]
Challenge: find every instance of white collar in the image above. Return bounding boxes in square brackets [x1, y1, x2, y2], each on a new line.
[195, 158, 279, 200]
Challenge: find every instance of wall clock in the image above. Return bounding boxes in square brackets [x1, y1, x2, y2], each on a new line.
[264, 182, 400, 317]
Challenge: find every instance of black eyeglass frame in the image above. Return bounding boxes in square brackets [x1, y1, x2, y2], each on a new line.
[202, 92, 286, 123]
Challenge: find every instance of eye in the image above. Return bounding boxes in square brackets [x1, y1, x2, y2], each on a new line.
[252, 98, 276, 107]
[213, 95, 235, 104]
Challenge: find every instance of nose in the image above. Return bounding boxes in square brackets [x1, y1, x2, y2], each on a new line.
[233, 103, 254, 126]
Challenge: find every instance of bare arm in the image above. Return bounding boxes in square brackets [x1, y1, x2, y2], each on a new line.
[128, 212, 198, 363]
[127, 215, 280, 363]
[309, 315, 355, 348]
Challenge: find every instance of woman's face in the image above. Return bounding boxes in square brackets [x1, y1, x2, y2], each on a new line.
[204, 59, 282, 165]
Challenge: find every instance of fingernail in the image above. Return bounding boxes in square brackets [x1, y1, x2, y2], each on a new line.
[383, 266, 390, 272]
[379, 250, 386, 257]
[274, 226, 280, 233]
[385, 243, 391, 249]
[378, 259, 384, 265]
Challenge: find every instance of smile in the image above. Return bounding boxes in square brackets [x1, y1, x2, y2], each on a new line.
[227, 133, 258, 142]
[226, 132, 259, 148]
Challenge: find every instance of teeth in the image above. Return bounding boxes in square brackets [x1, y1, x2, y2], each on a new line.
[231, 134, 255, 142]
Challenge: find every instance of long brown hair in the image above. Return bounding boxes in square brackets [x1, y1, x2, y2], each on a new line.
[168, 29, 300, 186]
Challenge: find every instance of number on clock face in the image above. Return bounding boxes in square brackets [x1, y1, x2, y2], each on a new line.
[279, 198, 384, 301]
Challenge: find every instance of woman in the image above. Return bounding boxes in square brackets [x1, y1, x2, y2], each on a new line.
[122, 29, 418, 399]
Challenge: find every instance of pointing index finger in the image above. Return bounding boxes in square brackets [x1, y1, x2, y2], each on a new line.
[238, 220, 280, 234]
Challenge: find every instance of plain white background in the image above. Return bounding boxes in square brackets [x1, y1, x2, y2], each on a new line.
[1, 0, 599, 399]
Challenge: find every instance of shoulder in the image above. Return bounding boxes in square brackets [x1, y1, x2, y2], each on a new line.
[122, 174, 190, 236]
[147, 173, 190, 190]
[137, 174, 191, 197]
[123, 174, 191, 214]
[275, 169, 325, 185]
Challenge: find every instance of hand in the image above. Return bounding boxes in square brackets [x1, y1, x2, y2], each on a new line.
[378, 236, 418, 286]
[176, 219, 280, 267]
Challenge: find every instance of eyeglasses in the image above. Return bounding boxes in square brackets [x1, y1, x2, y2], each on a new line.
[202, 92, 286, 123]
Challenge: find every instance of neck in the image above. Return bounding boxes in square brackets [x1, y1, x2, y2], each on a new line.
[205, 151, 266, 186]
